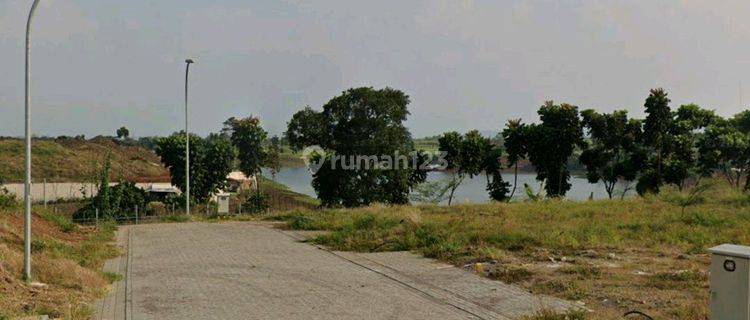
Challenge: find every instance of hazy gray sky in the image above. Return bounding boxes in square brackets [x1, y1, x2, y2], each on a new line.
[1, 0, 749, 138]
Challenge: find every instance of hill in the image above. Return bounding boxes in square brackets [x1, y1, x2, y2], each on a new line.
[0, 137, 169, 183]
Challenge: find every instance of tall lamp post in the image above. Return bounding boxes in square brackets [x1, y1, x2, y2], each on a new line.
[24, 0, 41, 282]
[184, 59, 195, 215]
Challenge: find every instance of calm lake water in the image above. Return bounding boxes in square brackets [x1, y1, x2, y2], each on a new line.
[263, 167, 635, 203]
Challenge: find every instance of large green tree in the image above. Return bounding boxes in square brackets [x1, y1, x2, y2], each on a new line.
[579, 110, 644, 199]
[525, 101, 585, 197]
[155, 132, 234, 202]
[285, 87, 426, 207]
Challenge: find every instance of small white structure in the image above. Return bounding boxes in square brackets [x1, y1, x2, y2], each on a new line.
[709, 244, 750, 319]
[216, 192, 231, 214]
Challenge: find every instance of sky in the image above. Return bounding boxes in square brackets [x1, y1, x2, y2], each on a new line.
[1, 0, 750, 138]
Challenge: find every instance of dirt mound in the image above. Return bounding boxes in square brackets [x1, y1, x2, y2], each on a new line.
[0, 137, 169, 183]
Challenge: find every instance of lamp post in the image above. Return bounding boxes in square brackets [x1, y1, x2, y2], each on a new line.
[184, 59, 194, 215]
[23, 0, 41, 282]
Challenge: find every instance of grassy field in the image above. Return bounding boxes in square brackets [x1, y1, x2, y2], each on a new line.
[270, 180, 749, 319]
[0, 208, 120, 319]
[0, 137, 169, 183]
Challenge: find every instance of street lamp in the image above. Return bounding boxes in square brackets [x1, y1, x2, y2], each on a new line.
[23, 0, 41, 282]
[184, 59, 195, 215]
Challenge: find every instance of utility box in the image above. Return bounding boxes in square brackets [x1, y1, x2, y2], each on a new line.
[216, 193, 230, 214]
[709, 244, 750, 320]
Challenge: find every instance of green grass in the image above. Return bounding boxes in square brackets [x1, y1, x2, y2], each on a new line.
[103, 272, 123, 283]
[270, 180, 745, 319]
[31, 221, 118, 269]
[39, 210, 78, 233]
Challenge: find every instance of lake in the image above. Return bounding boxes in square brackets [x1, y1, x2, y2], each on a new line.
[263, 167, 636, 203]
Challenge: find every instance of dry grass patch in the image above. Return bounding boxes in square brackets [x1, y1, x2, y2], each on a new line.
[0, 209, 119, 319]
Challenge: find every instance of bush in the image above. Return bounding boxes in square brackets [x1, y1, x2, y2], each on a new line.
[146, 201, 167, 215]
[244, 193, 270, 214]
[0, 186, 18, 209]
[74, 182, 147, 221]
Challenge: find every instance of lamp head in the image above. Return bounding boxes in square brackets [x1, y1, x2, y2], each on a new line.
[185, 59, 195, 64]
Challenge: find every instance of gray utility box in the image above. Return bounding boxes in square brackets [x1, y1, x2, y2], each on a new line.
[709, 244, 750, 319]
[216, 193, 230, 214]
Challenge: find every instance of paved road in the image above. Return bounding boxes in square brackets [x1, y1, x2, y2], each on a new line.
[95, 222, 574, 320]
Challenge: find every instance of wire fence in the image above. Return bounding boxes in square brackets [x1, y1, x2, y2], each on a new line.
[54, 191, 316, 226]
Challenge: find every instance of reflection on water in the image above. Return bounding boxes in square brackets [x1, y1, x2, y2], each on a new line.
[262, 168, 635, 204]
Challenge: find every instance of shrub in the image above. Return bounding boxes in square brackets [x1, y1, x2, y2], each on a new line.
[0, 186, 18, 209]
[74, 182, 147, 221]
[146, 201, 167, 216]
[243, 193, 270, 214]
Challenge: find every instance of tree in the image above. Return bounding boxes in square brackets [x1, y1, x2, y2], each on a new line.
[95, 152, 112, 216]
[285, 87, 426, 207]
[483, 140, 510, 202]
[438, 131, 465, 205]
[525, 101, 585, 197]
[439, 130, 509, 204]
[286, 107, 329, 149]
[410, 180, 452, 204]
[266, 136, 282, 180]
[226, 116, 268, 194]
[579, 110, 644, 199]
[662, 104, 717, 190]
[155, 132, 234, 202]
[697, 115, 750, 189]
[640, 88, 672, 193]
[502, 119, 527, 200]
[116, 126, 130, 140]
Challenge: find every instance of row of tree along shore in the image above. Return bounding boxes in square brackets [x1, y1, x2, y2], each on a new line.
[286, 87, 750, 207]
[63, 86, 750, 217]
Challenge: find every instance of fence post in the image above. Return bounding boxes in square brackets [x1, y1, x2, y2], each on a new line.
[43, 179, 47, 210]
[95, 208, 99, 225]
[135, 205, 139, 224]
[238, 202, 242, 215]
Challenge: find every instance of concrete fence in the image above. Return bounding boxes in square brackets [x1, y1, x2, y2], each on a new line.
[2, 182, 176, 202]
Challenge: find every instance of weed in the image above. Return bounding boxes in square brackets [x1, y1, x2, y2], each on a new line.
[487, 266, 534, 283]
[522, 309, 588, 320]
[560, 265, 602, 280]
[159, 215, 191, 223]
[680, 212, 726, 227]
[103, 272, 123, 283]
[650, 270, 706, 289]
[40, 211, 77, 233]
[533, 280, 587, 300]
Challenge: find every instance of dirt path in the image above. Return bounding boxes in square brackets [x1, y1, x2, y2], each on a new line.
[94, 222, 575, 320]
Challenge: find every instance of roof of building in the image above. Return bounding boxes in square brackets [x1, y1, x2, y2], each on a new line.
[227, 171, 254, 181]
